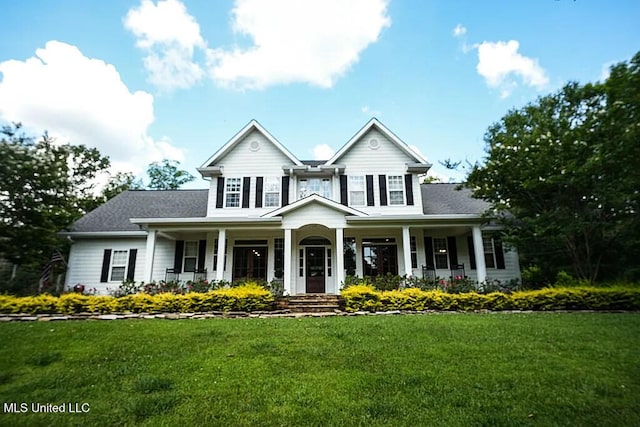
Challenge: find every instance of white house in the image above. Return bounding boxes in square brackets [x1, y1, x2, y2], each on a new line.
[62, 118, 521, 294]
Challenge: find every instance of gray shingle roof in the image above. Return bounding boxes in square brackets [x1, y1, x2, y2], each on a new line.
[67, 184, 489, 233]
[67, 190, 208, 232]
[421, 183, 490, 215]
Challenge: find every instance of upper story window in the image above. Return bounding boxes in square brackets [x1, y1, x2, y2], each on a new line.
[110, 250, 129, 281]
[264, 177, 280, 207]
[348, 176, 365, 206]
[299, 178, 331, 199]
[225, 178, 242, 207]
[387, 175, 405, 205]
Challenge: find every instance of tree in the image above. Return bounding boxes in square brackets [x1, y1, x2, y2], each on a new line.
[101, 172, 143, 202]
[0, 124, 110, 270]
[466, 53, 640, 283]
[147, 159, 195, 190]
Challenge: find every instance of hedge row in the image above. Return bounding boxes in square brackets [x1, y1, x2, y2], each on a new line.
[0, 284, 274, 314]
[341, 285, 640, 312]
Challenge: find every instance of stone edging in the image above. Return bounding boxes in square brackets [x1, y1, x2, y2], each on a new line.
[0, 309, 631, 322]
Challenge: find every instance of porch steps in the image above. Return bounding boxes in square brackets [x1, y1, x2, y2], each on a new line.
[281, 294, 344, 313]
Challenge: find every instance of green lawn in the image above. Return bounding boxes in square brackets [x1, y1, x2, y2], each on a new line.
[0, 313, 638, 426]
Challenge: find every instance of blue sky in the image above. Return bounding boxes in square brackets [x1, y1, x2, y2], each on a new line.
[1, 0, 638, 186]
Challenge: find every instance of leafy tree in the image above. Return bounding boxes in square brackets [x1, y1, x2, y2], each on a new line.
[0, 124, 110, 270]
[466, 53, 640, 283]
[147, 159, 195, 190]
[101, 171, 143, 201]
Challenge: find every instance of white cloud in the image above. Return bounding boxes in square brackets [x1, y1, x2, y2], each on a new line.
[312, 144, 335, 160]
[0, 41, 184, 179]
[124, 0, 205, 90]
[208, 0, 391, 90]
[452, 24, 467, 37]
[476, 40, 548, 97]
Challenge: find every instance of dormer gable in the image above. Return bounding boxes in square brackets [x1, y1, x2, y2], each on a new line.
[198, 119, 303, 177]
[325, 118, 431, 172]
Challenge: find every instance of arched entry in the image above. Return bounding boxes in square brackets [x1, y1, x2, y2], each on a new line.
[300, 236, 331, 293]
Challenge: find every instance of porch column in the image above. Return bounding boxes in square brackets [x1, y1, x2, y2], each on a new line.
[215, 228, 226, 281]
[335, 227, 344, 293]
[284, 228, 293, 295]
[402, 226, 412, 276]
[144, 229, 157, 283]
[472, 226, 487, 283]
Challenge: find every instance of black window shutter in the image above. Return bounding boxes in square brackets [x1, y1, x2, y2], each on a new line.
[100, 249, 112, 283]
[405, 174, 414, 206]
[447, 236, 458, 266]
[467, 236, 476, 270]
[215, 177, 225, 208]
[255, 177, 263, 208]
[242, 177, 251, 208]
[378, 175, 388, 206]
[197, 240, 207, 270]
[174, 240, 184, 272]
[366, 175, 374, 206]
[281, 176, 290, 206]
[340, 175, 348, 205]
[424, 237, 434, 269]
[494, 237, 506, 269]
[126, 249, 137, 281]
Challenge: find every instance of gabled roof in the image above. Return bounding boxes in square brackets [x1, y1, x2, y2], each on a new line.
[200, 119, 303, 169]
[261, 194, 367, 218]
[325, 118, 430, 166]
[65, 190, 208, 233]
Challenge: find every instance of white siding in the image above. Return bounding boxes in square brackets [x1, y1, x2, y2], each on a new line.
[65, 238, 146, 295]
[207, 130, 297, 217]
[338, 129, 423, 215]
[151, 237, 176, 282]
[338, 129, 415, 171]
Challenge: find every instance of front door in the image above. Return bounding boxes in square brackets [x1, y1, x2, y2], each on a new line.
[305, 247, 325, 293]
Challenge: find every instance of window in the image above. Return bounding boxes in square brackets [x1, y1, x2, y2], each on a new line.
[387, 175, 405, 205]
[433, 237, 448, 269]
[410, 236, 417, 269]
[232, 245, 267, 280]
[274, 238, 284, 278]
[264, 177, 280, 208]
[483, 237, 496, 268]
[110, 250, 128, 281]
[225, 178, 242, 207]
[327, 248, 332, 277]
[348, 176, 365, 206]
[362, 238, 398, 277]
[344, 237, 356, 276]
[183, 241, 198, 272]
[299, 178, 331, 199]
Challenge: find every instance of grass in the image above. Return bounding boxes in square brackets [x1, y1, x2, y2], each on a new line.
[0, 313, 638, 426]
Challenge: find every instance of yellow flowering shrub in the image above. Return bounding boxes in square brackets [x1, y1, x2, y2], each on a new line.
[0, 284, 274, 314]
[341, 286, 640, 312]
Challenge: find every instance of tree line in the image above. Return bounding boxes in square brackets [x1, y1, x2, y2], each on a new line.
[0, 125, 193, 293]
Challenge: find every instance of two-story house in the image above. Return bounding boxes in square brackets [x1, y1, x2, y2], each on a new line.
[62, 118, 521, 294]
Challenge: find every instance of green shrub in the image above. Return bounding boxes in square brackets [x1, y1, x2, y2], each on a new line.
[341, 286, 640, 312]
[0, 284, 274, 314]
